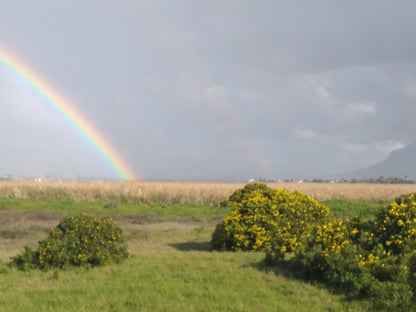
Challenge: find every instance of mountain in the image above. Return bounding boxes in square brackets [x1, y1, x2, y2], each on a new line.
[342, 142, 416, 180]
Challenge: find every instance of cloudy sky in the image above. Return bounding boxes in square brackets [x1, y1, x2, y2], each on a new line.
[0, 1, 416, 181]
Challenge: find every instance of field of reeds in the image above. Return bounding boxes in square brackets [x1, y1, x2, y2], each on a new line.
[1, 181, 416, 204]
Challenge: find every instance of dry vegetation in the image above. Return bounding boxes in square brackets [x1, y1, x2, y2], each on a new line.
[0, 181, 416, 204]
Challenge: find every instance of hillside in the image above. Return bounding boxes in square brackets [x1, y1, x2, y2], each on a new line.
[344, 142, 416, 180]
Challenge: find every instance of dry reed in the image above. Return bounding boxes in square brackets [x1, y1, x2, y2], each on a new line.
[0, 181, 416, 204]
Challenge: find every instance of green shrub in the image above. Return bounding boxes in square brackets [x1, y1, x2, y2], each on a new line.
[275, 193, 416, 310]
[220, 182, 275, 207]
[215, 186, 416, 310]
[373, 193, 416, 255]
[367, 280, 413, 312]
[212, 183, 330, 252]
[13, 212, 129, 270]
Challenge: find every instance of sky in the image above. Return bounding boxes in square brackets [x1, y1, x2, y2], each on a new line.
[0, 1, 416, 181]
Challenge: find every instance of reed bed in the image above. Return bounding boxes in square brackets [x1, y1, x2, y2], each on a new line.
[0, 181, 415, 205]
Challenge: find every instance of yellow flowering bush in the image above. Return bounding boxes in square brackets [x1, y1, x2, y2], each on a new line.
[13, 212, 129, 270]
[373, 193, 416, 255]
[214, 186, 416, 309]
[288, 193, 416, 310]
[212, 183, 330, 252]
[219, 182, 275, 207]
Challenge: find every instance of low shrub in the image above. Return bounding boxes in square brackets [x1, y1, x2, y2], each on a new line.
[219, 182, 275, 207]
[212, 183, 330, 252]
[214, 186, 416, 310]
[13, 212, 129, 270]
[274, 193, 416, 310]
[373, 193, 416, 255]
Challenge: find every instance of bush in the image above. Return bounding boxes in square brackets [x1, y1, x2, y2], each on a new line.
[13, 212, 129, 270]
[274, 192, 416, 310]
[215, 186, 416, 310]
[373, 193, 416, 255]
[220, 182, 275, 207]
[212, 183, 330, 252]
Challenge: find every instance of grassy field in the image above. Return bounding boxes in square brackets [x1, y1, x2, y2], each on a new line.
[1, 180, 416, 203]
[0, 181, 413, 311]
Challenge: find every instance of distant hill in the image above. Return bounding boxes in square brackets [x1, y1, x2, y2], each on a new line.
[342, 142, 416, 180]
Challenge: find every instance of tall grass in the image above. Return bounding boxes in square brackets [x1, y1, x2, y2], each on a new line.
[0, 181, 415, 204]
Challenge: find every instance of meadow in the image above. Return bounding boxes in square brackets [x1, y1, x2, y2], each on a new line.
[0, 181, 415, 311]
[1, 180, 416, 203]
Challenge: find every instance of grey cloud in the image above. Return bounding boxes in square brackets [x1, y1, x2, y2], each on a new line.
[1, 1, 416, 180]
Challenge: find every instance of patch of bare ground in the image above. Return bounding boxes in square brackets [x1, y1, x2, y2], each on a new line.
[113, 215, 216, 254]
[0, 210, 62, 262]
[0, 209, 216, 262]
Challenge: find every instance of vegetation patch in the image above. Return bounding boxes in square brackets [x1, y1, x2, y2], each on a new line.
[212, 183, 330, 251]
[214, 183, 416, 311]
[12, 212, 129, 270]
[0, 197, 230, 220]
[0, 228, 30, 239]
[323, 199, 385, 221]
[3, 182, 416, 311]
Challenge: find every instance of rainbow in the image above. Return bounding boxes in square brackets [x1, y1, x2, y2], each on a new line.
[0, 47, 137, 181]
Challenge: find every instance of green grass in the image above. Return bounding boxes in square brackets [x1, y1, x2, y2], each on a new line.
[0, 197, 390, 311]
[0, 197, 387, 222]
[0, 253, 368, 312]
[0, 198, 231, 220]
[323, 199, 386, 221]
